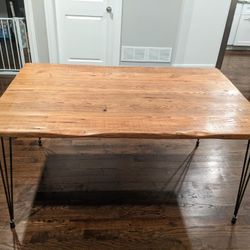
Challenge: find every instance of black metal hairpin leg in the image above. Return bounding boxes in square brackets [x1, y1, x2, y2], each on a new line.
[38, 137, 42, 147]
[231, 140, 250, 225]
[0, 137, 15, 228]
[196, 139, 200, 148]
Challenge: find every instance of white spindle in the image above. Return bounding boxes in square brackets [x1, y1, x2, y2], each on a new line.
[14, 18, 25, 67]
[7, 20, 17, 69]
[0, 42, 6, 69]
[0, 17, 31, 74]
[11, 18, 22, 69]
[0, 20, 11, 69]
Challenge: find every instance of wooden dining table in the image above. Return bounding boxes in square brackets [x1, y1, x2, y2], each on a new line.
[0, 63, 249, 229]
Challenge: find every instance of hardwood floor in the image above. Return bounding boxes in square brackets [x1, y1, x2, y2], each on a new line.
[0, 53, 250, 249]
[222, 50, 250, 101]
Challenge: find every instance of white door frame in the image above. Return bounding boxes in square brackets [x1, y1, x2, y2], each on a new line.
[44, 0, 123, 65]
[24, 0, 39, 62]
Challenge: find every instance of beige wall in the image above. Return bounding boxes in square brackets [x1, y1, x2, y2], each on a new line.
[121, 0, 182, 66]
[122, 0, 182, 48]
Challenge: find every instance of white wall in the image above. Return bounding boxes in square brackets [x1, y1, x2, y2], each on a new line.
[173, 0, 231, 67]
[26, 0, 230, 67]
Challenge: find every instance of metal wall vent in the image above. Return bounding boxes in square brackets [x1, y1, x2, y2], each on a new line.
[121, 46, 172, 63]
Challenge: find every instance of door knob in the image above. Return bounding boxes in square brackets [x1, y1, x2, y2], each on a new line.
[106, 6, 112, 13]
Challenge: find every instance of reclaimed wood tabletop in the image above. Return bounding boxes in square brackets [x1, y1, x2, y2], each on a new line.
[0, 63, 249, 139]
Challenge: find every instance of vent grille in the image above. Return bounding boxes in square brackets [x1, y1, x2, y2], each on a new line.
[121, 46, 172, 63]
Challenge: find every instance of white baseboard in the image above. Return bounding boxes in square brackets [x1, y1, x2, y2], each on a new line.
[172, 63, 215, 68]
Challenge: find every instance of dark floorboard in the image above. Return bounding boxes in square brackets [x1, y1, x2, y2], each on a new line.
[0, 52, 250, 249]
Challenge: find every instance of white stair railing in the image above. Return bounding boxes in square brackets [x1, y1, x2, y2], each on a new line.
[0, 17, 31, 75]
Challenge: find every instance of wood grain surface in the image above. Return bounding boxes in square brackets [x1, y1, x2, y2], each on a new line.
[0, 63, 250, 139]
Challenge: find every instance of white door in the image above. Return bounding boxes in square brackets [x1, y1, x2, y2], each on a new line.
[45, 0, 122, 65]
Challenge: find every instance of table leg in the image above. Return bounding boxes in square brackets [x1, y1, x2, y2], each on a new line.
[231, 140, 250, 224]
[0, 137, 15, 228]
[38, 137, 42, 147]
